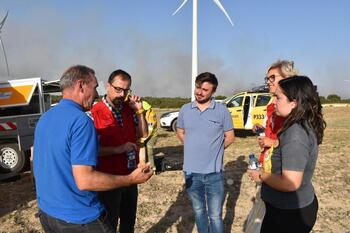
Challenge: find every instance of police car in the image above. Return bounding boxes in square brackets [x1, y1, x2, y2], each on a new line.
[225, 91, 272, 130]
[160, 88, 272, 132]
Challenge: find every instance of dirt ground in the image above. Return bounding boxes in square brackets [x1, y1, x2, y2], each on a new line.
[0, 106, 349, 233]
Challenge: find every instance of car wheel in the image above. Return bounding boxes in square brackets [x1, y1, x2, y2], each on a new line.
[171, 119, 178, 132]
[0, 143, 25, 175]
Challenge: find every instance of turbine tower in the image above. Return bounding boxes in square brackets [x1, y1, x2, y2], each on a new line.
[0, 11, 10, 76]
[173, 0, 233, 101]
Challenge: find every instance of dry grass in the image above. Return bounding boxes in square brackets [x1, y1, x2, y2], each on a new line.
[0, 106, 349, 233]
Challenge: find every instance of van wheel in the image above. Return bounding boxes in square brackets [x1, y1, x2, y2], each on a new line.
[0, 143, 25, 174]
[171, 119, 178, 132]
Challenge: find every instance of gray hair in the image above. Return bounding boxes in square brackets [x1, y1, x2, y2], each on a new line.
[60, 65, 95, 91]
[267, 60, 299, 78]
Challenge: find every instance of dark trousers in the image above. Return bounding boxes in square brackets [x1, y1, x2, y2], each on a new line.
[38, 210, 113, 233]
[261, 195, 318, 233]
[98, 185, 138, 233]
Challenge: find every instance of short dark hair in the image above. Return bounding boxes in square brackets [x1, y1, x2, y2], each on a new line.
[278, 75, 326, 144]
[60, 65, 95, 91]
[195, 72, 218, 91]
[108, 69, 132, 84]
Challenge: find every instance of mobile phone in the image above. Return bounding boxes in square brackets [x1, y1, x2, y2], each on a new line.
[255, 126, 265, 136]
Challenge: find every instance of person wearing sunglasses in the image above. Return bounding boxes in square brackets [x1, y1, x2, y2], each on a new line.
[248, 76, 325, 232]
[90, 69, 149, 233]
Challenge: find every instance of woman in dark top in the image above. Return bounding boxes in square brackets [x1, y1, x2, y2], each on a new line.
[248, 76, 326, 233]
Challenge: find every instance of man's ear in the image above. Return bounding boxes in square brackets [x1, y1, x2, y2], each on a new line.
[76, 79, 84, 93]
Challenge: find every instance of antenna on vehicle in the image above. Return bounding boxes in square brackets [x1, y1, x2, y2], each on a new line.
[172, 0, 233, 101]
[0, 10, 10, 76]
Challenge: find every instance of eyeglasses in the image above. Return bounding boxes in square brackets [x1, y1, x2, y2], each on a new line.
[264, 74, 281, 83]
[109, 83, 132, 94]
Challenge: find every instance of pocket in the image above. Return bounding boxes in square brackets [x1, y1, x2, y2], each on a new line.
[207, 118, 221, 126]
[184, 173, 193, 189]
[209, 172, 224, 183]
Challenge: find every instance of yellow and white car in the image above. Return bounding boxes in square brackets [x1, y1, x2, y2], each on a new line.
[225, 91, 272, 130]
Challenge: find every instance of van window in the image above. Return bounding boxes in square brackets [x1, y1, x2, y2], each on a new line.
[256, 95, 271, 107]
[0, 87, 41, 117]
[227, 96, 244, 107]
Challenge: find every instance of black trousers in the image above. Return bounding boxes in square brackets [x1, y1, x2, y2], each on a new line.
[261, 195, 318, 233]
[98, 185, 138, 233]
[39, 210, 113, 233]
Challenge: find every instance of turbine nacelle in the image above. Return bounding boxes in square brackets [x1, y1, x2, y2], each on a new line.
[172, 0, 233, 26]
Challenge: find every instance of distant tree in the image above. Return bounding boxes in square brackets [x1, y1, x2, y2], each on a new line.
[327, 94, 341, 103]
[319, 96, 328, 104]
[143, 97, 190, 109]
[215, 95, 227, 100]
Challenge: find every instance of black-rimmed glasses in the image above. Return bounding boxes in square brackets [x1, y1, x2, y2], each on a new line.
[264, 74, 281, 83]
[109, 83, 132, 94]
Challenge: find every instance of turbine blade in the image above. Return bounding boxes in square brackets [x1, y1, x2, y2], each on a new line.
[212, 0, 233, 26]
[0, 10, 9, 30]
[172, 0, 189, 16]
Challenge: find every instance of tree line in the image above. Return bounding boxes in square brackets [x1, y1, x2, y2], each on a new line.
[51, 94, 349, 109]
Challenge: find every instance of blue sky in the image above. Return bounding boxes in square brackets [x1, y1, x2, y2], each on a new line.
[1, 0, 349, 98]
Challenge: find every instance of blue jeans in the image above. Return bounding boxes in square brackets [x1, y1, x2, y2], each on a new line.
[184, 171, 224, 233]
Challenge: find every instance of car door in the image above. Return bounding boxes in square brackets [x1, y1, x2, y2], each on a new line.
[251, 93, 272, 127]
[226, 93, 245, 129]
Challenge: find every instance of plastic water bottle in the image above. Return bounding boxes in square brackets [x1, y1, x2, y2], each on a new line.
[127, 150, 137, 170]
[248, 154, 259, 170]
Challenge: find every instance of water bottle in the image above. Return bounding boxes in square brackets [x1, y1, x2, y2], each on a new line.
[127, 150, 137, 170]
[248, 154, 259, 170]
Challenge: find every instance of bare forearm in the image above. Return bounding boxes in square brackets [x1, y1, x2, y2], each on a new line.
[99, 142, 137, 156]
[261, 172, 300, 192]
[224, 137, 234, 149]
[73, 164, 153, 191]
[137, 114, 148, 138]
[224, 130, 235, 149]
[176, 129, 185, 143]
[99, 146, 125, 156]
[76, 170, 132, 191]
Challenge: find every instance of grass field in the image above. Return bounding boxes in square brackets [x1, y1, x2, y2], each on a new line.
[0, 106, 349, 233]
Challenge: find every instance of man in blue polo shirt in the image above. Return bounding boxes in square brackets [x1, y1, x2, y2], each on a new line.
[33, 65, 153, 233]
[176, 72, 235, 233]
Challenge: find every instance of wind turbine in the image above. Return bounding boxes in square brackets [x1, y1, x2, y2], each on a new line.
[0, 10, 10, 76]
[173, 0, 233, 101]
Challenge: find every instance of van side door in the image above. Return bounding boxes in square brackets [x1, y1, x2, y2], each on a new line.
[251, 93, 272, 127]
